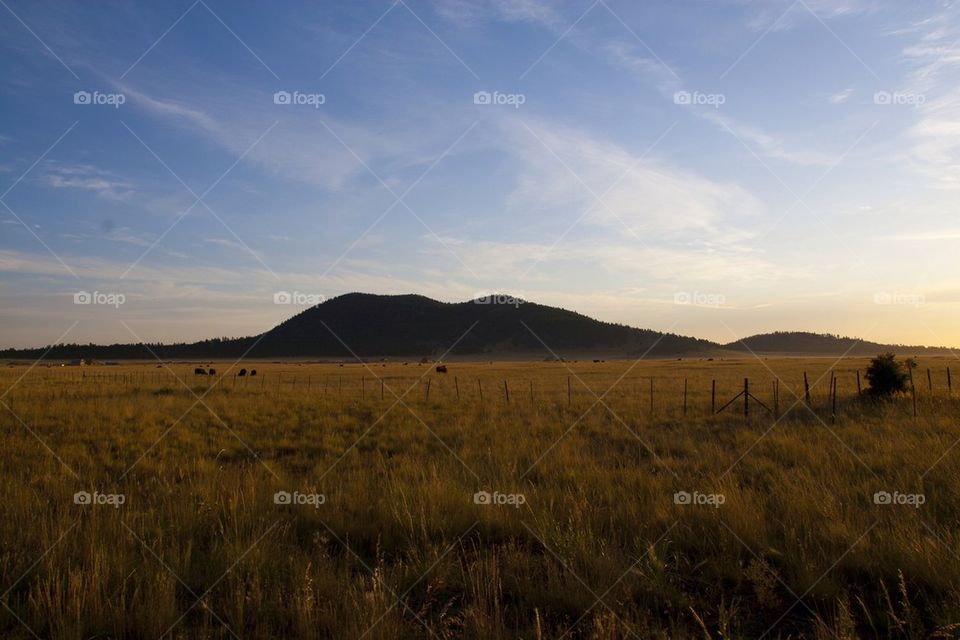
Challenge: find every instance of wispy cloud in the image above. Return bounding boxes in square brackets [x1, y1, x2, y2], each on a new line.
[41, 163, 136, 200]
[830, 87, 854, 103]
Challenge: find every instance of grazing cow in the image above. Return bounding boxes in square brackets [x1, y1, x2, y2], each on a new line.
[250, 369, 257, 376]
[194, 368, 207, 375]
[238, 368, 247, 377]
[208, 368, 216, 375]
[435, 365, 448, 373]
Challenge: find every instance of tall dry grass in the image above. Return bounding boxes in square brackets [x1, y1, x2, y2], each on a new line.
[1, 357, 959, 638]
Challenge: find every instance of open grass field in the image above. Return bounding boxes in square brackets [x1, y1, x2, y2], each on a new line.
[2, 356, 960, 639]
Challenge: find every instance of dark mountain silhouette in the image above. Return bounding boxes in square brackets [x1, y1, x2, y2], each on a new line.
[0, 294, 953, 360]
[722, 331, 951, 356]
[252, 293, 716, 357]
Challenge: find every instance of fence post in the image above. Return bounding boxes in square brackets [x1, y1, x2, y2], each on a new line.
[529, 380, 534, 403]
[649, 378, 654, 416]
[831, 377, 838, 424]
[909, 367, 917, 417]
[454, 376, 459, 401]
[803, 372, 810, 403]
[425, 379, 431, 402]
[927, 368, 933, 392]
[744, 378, 749, 418]
[381, 378, 384, 401]
[773, 380, 779, 418]
[567, 376, 572, 406]
[362, 376, 365, 400]
[478, 379, 483, 403]
[856, 370, 862, 395]
[503, 380, 510, 405]
[948, 367, 953, 395]
[683, 378, 688, 416]
[711, 380, 716, 414]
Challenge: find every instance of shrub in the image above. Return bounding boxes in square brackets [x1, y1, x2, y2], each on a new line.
[865, 352, 910, 397]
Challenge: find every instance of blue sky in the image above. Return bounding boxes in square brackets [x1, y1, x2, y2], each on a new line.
[1, 0, 958, 348]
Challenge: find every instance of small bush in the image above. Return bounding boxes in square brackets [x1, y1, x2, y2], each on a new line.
[865, 352, 909, 397]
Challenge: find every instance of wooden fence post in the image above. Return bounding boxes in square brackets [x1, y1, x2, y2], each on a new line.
[803, 372, 810, 403]
[649, 378, 654, 416]
[478, 379, 483, 403]
[711, 380, 716, 414]
[909, 367, 917, 417]
[381, 378, 384, 401]
[831, 377, 838, 424]
[773, 380, 779, 418]
[529, 380, 534, 403]
[454, 376, 460, 401]
[567, 376, 572, 406]
[425, 379, 431, 402]
[948, 367, 952, 395]
[927, 368, 933, 392]
[503, 380, 510, 405]
[856, 370, 862, 395]
[744, 378, 749, 418]
[682, 378, 688, 416]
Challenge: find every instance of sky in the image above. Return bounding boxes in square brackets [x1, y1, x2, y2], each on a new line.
[1, 0, 959, 349]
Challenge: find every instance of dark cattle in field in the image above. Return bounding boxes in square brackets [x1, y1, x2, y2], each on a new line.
[194, 368, 207, 375]
[238, 368, 247, 376]
[208, 368, 216, 375]
[435, 365, 448, 373]
[250, 369, 257, 376]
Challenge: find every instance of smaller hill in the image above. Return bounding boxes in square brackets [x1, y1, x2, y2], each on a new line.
[723, 331, 952, 356]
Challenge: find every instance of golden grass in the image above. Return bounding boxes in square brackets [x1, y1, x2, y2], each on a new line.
[1, 356, 959, 638]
